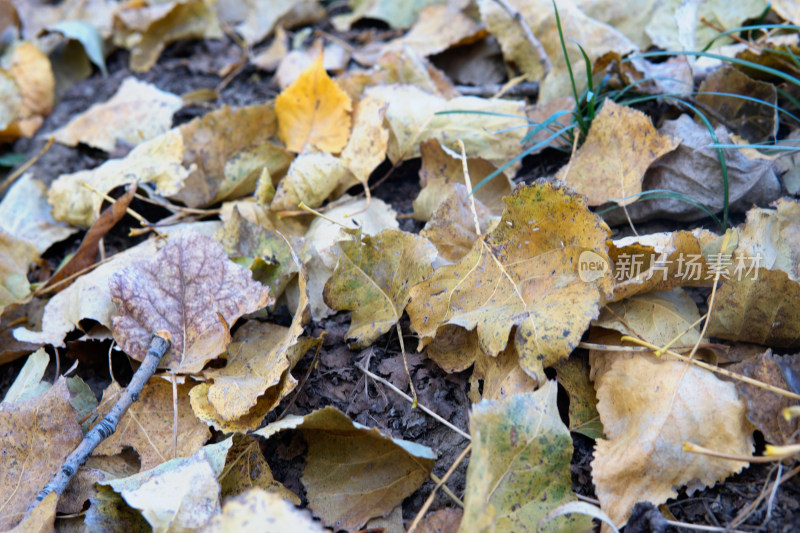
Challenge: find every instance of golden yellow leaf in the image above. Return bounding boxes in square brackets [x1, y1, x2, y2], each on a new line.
[270, 152, 351, 211]
[0, 41, 53, 142]
[591, 352, 752, 528]
[469, 341, 537, 403]
[340, 94, 389, 187]
[407, 182, 613, 384]
[93, 379, 210, 471]
[324, 229, 437, 348]
[275, 52, 352, 153]
[421, 183, 494, 263]
[53, 77, 182, 152]
[556, 100, 679, 206]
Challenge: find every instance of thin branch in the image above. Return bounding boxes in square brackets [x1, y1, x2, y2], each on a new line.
[30, 332, 171, 510]
[455, 81, 540, 98]
[408, 444, 472, 533]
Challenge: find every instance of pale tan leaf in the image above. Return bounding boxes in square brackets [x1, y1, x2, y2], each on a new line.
[201, 488, 322, 533]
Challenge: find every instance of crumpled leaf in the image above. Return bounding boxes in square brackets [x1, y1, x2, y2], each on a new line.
[0, 378, 82, 530]
[102, 439, 232, 532]
[468, 341, 537, 403]
[594, 288, 703, 348]
[339, 94, 389, 189]
[730, 350, 800, 445]
[556, 99, 679, 206]
[0, 40, 54, 142]
[254, 406, 435, 531]
[413, 138, 512, 222]
[324, 229, 436, 348]
[459, 381, 591, 533]
[109, 232, 272, 373]
[478, 0, 635, 103]
[218, 435, 299, 503]
[215, 206, 299, 300]
[603, 115, 781, 224]
[275, 51, 352, 153]
[44, 19, 108, 76]
[0, 230, 38, 315]
[609, 230, 715, 302]
[552, 353, 603, 439]
[53, 77, 182, 152]
[93, 379, 211, 471]
[591, 351, 753, 528]
[366, 84, 526, 169]
[408, 182, 614, 384]
[270, 151, 351, 211]
[13, 222, 220, 348]
[112, 0, 223, 72]
[0, 172, 78, 253]
[696, 66, 777, 144]
[201, 488, 323, 533]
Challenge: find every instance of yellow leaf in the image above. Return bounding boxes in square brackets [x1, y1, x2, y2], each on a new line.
[556, 100, 679, 207]
[275, 52, 352, 153]
[408, 182, 613, 384]
[270, 152, 351, 211]
[0, 41, 53, 142]
[591, 350, 752, 528]
[0, 230, 38, 316]
[421, 183, 494, 263]
[203, 488, 323, 533]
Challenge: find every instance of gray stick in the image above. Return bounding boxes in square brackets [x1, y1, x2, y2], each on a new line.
[31, 333, 171, 508]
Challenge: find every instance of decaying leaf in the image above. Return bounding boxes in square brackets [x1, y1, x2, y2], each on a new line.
[0, 173, 78, 253]
[13, 222, 220, 348]
[556, 99, 679, 206]
[254, 406, 435, 531]
[730, 350, 800, 445]
[102, 439, 232, 532]
[460, 381, 591, 533]
[113, 0, 223, 72]
[275, 52, 352, 153]
[0, 230, 38, 316]
[552, 353, 603, 439]
[324, 229, 437, 348]
[202, 488, 323, 533]
[93, 379, 211, 471]
[84, 484, 151, 533]
[53, 77, 183, 152]
[731, 198, 800, 281]
[109, 232, 272, 373]
[469, 341, 538, 403]
[0, 378, 82, 530]
[218, 435, 299, 503]
[408, 182, 614, 383]
[591, 351, 753, 528]
[367, 84, 527, 169]
[0, 41, 54, 142]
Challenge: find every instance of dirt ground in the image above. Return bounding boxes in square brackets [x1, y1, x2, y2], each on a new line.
[4, 33, 800, 532]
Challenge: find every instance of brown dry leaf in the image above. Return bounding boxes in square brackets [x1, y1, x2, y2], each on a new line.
[42, 183, 136, 294]
[556, 100, 679, 207]
[93, 379, 210, 471]
[366, 84, 526, 169]
[275, 51, 352, 153]
[0, 40, 54, 142]
[0, 230, 38, 316]
[8, 492, 56, 533]
[426, 325, 483, 374]
[417, 507, 462, 533]
[340, 94, 389, 189]
[0, 173, 78, 253]
[221, 0, 323, 47]
[218, 435, 299, 503]
[0, 378, 82, 530]
[48, 128, 190, 228]
[53, 77, 183, 152]
[469, 342, 537, 403]
[113, 0, 223, 72]
[173, 104, 294, 208]
[13, 221, 220, 348]
[407, 182, 614, 384]
[413, 138, 512, 222]
[730, 350, 800, 445]
[732, 198, 800, 281]
[459, 381, 591, 533]
[422, 183, 495, 263]
[109, 232, 272, 373]
[102, 439, 232, 531]
[696, 67, 777, 144]
[477, 0, 635, 103]
[609, 230, 715, 301]
[324, 229, 437, 348]
[250, 24, 289, 71]
[202, 488, 323, 533]
[591, 352, 753, 528]
[254, 406, 435, 531]
[603, 115, 781, 224]
[270, 152, 352, 211]
[552, 353, 603, 439]
[594, 288, 703, 348]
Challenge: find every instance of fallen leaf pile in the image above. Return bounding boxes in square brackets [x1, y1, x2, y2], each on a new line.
[1, 0, 800, 531]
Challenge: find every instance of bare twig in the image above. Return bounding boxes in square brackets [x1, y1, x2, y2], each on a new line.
[455, 81, 540, 98]
[0, 137, 54, 194]
[31, 332, 171, 509]
[408, 444, 472, 533]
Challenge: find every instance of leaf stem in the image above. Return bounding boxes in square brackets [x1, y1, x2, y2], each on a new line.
[30, 332, 171, 510]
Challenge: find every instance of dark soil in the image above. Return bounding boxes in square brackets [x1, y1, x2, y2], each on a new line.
[3, 32, 799, 533]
